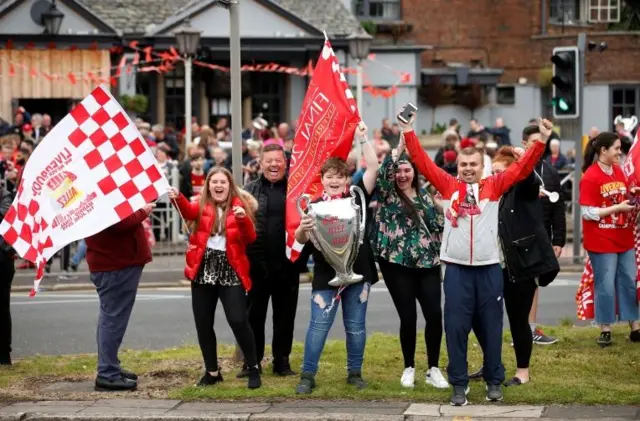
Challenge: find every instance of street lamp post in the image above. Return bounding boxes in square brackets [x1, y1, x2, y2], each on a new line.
[42, 0, 64, 35]
[174, 20, 202, 150]
[348, 32, 373, 169]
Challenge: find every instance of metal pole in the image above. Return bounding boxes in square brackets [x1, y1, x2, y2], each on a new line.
[356, 60, 364, 169]
[185, 57, 193, 150]
[230, 0, 243, 186]
[572, 32, 587, 264]
[229, 0, 245, 363]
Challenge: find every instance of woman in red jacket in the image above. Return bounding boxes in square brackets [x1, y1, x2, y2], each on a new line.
[169, 167, 261, 389]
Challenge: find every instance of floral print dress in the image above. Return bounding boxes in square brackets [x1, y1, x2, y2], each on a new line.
[372, 155, 443, 268]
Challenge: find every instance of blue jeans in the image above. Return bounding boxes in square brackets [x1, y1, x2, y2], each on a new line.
[90, 265, 143, 379]
[588, 250, 639, 324]
[301, 282, 370, 375]
[71, 240, 87, 267]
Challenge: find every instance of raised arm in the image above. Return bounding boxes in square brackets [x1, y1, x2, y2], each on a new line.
[169, 189, 200, 221]
[492, 119, 553, 196]
[356, 123, 379, 196]
[402, 129, 457, 197]
[376, 154, 396, 200]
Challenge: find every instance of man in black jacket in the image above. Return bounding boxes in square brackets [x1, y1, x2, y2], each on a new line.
[0, 187, 15, 365]
[521, 124, 566, 345]
[240, 143, 307, 377]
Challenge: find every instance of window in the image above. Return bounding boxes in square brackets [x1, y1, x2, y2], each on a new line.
[549, 0, 621, 23]
[251, 72, 285, 126]
[164, 64, 186, 131]
[549, 0, 580, 23]
[352, 0, 401, 20]
[611, 87, 639, 129]
[496, 86, 515, 105]
[587, 0, 620, 23]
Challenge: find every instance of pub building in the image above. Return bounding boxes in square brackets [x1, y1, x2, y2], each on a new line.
[0, 0, 425, 132]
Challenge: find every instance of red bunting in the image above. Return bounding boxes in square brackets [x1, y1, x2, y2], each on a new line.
[2, 39, 408, 98]
[25, 42, 35, 49]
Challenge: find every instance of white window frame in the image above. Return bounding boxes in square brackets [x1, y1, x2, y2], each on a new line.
[352, 0, 401, 20]
[585, 0, 621, 23]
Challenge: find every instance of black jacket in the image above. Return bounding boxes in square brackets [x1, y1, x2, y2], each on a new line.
[536, 160, 566, 247]
[0, 188, 15, 257]
[498, 172, 559, 286]
[244, 175, 308, 279]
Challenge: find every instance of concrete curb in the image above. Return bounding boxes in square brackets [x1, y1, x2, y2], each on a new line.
[11, 282, 184, 293]
[0, 415, 635, 421]
[13, 268, 588, 293]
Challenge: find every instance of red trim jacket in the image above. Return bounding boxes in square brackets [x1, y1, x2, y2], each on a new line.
[175, 194, 257, 291]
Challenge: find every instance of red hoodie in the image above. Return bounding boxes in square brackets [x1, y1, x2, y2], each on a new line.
[85, 209, 152, 272]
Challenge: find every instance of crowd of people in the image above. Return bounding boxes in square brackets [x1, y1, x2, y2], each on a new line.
[1, 105, 639, 406]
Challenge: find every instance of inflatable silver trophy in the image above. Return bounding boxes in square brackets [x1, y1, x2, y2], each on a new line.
[296, 185, 367, 287]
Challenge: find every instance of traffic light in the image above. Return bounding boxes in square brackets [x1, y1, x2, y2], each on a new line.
[551, 46, 579, 119]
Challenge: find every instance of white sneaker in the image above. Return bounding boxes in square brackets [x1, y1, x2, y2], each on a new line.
[400, 367, 415, 388]
[426, 367, 449, 389]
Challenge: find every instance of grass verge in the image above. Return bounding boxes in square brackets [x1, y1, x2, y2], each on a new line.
[1, 325, 638, 404]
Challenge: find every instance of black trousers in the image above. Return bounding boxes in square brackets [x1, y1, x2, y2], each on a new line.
[0, 255, 15, 360]
[378, 259, 443, 369]
[503, 271, 537, 369]
[473, 269, 537, 369]
[247, 267, 299, 364]
[191, 282, 257, 372]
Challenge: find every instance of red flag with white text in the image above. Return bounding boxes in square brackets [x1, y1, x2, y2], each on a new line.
[0, 85, 170, 295]
[285, 38, 360, 262]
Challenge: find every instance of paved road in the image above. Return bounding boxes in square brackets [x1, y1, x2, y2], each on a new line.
[11, 273, 584, 357]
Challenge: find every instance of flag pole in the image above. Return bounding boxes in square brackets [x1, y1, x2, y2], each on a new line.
[170, 198, 191, 234]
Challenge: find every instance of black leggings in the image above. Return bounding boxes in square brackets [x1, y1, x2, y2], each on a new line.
[503, 270, 537, 369]
[191, 282, 257, 372]
[378, 259, 443, 368]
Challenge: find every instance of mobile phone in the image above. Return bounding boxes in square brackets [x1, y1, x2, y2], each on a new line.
[398, 102, 418, 124]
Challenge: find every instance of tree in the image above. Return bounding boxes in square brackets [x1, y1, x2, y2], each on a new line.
[418, 77, 453, 133]
[454, 83, 487, 118]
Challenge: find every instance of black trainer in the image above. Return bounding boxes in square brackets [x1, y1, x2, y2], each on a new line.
[196, 371, 223, 387]
[450, 385, 469, 406]
[295, 372, 316, 394]
[347, 371, 367, 390]
[630, 329, 640, 343]
[597, 331, 612, 347]
[486, 384, 503, 402]
[0, 353, 11, 366]
[121, 369, 138, 381]
[273, 359, 296, 377]
[469, 366, 483, 380]
[247, 366, 262, 389]
[237, 363, 261, 379]
[94, 376, 137, 392]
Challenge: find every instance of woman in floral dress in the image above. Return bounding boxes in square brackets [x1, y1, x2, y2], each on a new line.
[372, 134, 448, 389]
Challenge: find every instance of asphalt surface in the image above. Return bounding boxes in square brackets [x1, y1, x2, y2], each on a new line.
[11, 273, 584, 358]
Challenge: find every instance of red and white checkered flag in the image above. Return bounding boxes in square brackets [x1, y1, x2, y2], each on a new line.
[0, 85, 170, 295]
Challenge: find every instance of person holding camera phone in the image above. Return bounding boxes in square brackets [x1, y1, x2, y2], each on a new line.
[398, 104, 552, 406]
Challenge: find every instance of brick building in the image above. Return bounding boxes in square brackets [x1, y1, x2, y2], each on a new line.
[351, 0, 640, 140]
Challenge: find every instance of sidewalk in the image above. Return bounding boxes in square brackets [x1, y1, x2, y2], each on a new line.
[0, 400, 637, 420]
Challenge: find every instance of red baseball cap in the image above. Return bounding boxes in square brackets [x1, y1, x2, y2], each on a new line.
[22, 123, 33, 132]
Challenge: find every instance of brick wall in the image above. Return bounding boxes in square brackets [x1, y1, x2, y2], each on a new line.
[397, 0, 640, 83]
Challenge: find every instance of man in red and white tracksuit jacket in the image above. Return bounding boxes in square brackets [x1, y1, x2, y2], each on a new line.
[400, 115, 552, 405]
